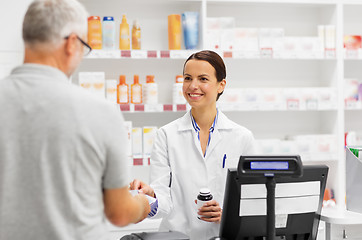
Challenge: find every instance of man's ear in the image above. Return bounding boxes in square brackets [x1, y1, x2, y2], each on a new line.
[64, 34, 78, 56]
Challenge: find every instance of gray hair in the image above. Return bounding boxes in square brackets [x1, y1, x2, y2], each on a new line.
[23, 0, 88, 48]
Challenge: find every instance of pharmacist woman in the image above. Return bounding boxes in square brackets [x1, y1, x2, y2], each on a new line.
[130, 50, 256, 240]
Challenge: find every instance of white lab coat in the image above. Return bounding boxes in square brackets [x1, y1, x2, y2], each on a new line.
[149, 110, 256, 240]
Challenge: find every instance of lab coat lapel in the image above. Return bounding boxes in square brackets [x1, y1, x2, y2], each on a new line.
[205, 128, 222, 160]
[193, 131, 205, 159]
[178, 111, 205, 159]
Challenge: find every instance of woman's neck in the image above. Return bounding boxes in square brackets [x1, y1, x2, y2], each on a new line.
[191, 106, 217, 131]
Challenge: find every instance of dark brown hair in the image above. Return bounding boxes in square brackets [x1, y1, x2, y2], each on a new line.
[183, 50, 226, 100]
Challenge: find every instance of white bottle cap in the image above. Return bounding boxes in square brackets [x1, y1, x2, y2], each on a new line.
[199, 188, 211, 195]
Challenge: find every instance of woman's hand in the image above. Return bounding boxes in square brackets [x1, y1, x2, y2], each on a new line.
[196, 200, 222, 223]
[129, 179, 155, 198]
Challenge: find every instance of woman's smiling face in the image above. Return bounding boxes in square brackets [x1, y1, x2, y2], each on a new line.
[183, 59, 225, 110]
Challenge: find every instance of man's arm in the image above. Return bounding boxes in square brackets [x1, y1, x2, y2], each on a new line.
[103, 186, 150, 227]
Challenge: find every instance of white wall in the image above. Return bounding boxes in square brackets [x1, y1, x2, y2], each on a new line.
[0, 0, 32, 78]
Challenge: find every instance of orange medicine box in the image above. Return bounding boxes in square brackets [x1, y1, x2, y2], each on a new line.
[88, 16, 102, 49]
[168, 14, 182, 50]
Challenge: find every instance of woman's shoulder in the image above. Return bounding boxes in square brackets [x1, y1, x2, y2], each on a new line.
[159, 111, 190, 132]
[218, 111, 253, 136]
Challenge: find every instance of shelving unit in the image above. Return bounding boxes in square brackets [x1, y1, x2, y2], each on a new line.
[73, 0, 349, 209]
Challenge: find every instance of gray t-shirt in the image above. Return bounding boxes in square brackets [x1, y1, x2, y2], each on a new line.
[0, 64, 129, 240]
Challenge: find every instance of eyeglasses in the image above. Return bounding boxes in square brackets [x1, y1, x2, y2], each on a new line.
[64, 34, 92, 56]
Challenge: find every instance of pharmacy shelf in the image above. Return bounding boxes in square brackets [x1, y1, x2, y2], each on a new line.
[206, 0, 337, 5]
[85, 49, 335, 60]
[117, 103, 337, 113]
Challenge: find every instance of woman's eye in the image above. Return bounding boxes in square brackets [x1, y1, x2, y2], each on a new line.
[200, 77, 208, 81]
[184, 76, 191, 81]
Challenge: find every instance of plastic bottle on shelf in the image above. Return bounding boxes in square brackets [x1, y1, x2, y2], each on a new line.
[173, 75, 186, 104]
[119, 14, 130, 50]
[168, 14, 182, 50]
[87, 16, 102, 49]
[117, 75, 129, 104]
[131, 75, 142, 104]
[144, 75, 158, 104]
[102, 16, 116, 50]
[132, 20, 141, 50]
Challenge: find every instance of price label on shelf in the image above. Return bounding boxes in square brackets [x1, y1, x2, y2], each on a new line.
[306, 99, 318, 110]
[133, 158, 143, 166]
[324, 48, 336, 59]
[286, 99, 300, 110]
[134, 104, 145, 111]
[223, 51, 233, 58]
[131, 50, 147, 59]
[147, 50, 158, 58]
[87, 50, 103, 58]
[160, 51, 170, 58]
[260, 48, 273, 58]
[163, 104, 173, 111]
[144, 104, 163, 112]
[170, 50, 190, 59]
[345, 49, 358, 59]
[119, 104, 131, 112]
[345, 99, 360, 110]
[232, 51, 244, 59]
[176, 104, 187, 111]
[121, 50, 131, 58]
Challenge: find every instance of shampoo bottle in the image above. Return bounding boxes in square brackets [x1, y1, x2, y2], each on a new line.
[119, 15, 130, 50]
[131, 75, 142, 104]
[144, 75, 158, 104]
[173, 75, 186, 104]
[117, 75, 129, 104]
[88, 16, 102, 49]
[102, 16, 116, 50]
[132, 20, 141, 50]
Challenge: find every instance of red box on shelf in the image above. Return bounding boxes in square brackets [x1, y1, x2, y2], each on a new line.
[344, 35, 362, 49]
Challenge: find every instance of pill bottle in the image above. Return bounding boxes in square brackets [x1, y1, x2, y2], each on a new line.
[196, 188, 213, 219]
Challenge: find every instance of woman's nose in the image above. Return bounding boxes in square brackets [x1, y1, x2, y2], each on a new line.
[189, 78, 198, 89]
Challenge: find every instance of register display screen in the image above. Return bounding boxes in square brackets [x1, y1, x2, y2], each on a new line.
[250, 161, 289, 170]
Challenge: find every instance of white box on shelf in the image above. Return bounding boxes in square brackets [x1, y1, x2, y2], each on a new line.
[281, 37, 299, 59]
[132, 127, 143, 158]
[283, 88, 301, 111]
[219, 17, 235, 29]
[78, 72, 105, 98]
[218, 88, 241, 104]
[234, 28, 259, 52]
[206, 17, 221, 30]
[318, 88, 337, 110]
[239, 88, 260, 110]
[143, 127, 158, 159]
[279, 140, 298, 155]
[220, 29, 235, 51]
[259, 88, 284, 110]
[124, 121, 133, 161]
[325, 25, 336, 50]
[300, 88, 319, 110]
[105, 79, 117, 103]
[205, 29, 221, 50]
